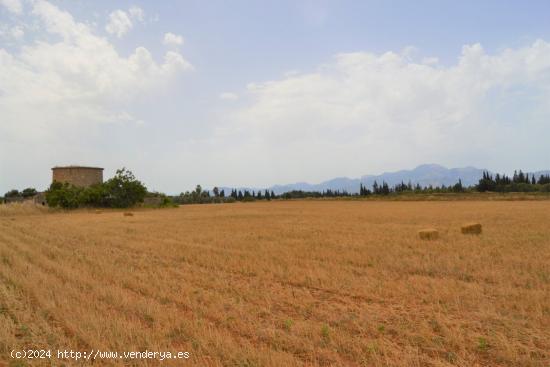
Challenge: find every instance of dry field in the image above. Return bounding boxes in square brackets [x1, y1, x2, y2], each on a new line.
[0, 200, 549, 366]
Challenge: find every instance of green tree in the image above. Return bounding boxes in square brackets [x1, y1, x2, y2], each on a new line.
[21, 188, 38, 198]
[452, 179, 464, 193]
[372, 181, 379, 194]
[4, 189, 20, 198]
[103, 168, 147, 208]
[477, 171, 496, 192]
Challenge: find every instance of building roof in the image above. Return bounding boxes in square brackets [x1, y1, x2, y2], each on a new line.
[52, 166, 104, 170]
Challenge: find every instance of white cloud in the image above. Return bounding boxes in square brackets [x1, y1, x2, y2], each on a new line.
[0, 0, 193, 191]
[0, 0, 22, 14]
[162, 50, 193, 72]
[422, 57, 439, 65]
[163, 32, 184, 47]
[0, 24, 24, 40]
[220, 92, 238, 101]
[10, 25, 24, 39]
[215, 40, 550, 182]
[105, 9, 132, 38]
[129, 6, 144, 22]
[105, 6, 145, 38]
[17, 0, 192, 112]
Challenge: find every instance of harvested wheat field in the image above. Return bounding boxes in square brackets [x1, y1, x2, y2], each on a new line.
[1, 200, 549, 367]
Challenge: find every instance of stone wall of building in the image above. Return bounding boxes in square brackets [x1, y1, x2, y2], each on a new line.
[52, 166, 104, 187]
[143, 196, 164, 206]
[33, 192, 47, 206]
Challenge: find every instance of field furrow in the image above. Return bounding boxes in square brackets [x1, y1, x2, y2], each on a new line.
[1, 200, 549, 366]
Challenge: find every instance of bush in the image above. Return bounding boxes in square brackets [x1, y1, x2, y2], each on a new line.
[508, 183, 537, 192]
[81, 184, 110, 206]
[143, 192, 177, 208]
[161, 196, 176, 207]
[45, 182, 83, 209]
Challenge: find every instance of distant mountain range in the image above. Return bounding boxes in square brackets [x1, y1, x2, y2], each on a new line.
[268, 164, 485, 194]
[220, 164, 550, 195]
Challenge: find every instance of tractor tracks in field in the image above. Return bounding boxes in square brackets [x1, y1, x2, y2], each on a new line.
[0, 229, 350, 364]
[3, 220, 384, 312]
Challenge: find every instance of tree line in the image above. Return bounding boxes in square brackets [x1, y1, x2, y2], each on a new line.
[173, 169, 550, 204]
[2, 188, 38, 200]
[173, 185, 277, 204]
[476, 170, 550, 192]
[358, 179, 466, 196]
[4, 168, 550, 206]
[357, 170, 550, 196]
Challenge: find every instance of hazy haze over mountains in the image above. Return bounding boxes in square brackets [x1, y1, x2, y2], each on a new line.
[267, 164, 485, 194]
[220, 164, 550, 195]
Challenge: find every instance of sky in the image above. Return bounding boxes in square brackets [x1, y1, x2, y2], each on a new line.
[1, 0, 550, 194]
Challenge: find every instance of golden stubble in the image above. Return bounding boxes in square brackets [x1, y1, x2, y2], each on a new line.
[0, 200, 549, 366]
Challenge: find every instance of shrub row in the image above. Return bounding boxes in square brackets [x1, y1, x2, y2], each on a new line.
[46, 168, 147, 209]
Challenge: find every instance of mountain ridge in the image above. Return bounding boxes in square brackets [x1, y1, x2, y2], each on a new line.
[220, 164, 550, 195]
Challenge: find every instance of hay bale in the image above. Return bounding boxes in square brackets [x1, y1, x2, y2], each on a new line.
[95, 210, 102, 214]
[418, 228, 439, 240]
[123, 212, 134, 217]
[461, 222, 482, 234]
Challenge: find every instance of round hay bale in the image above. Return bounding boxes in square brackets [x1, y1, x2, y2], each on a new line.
[95, 210, 102, 214]
[123, 212, 134, 217]
[418, 228, 439, 240]
[461, 222, 482, 234]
